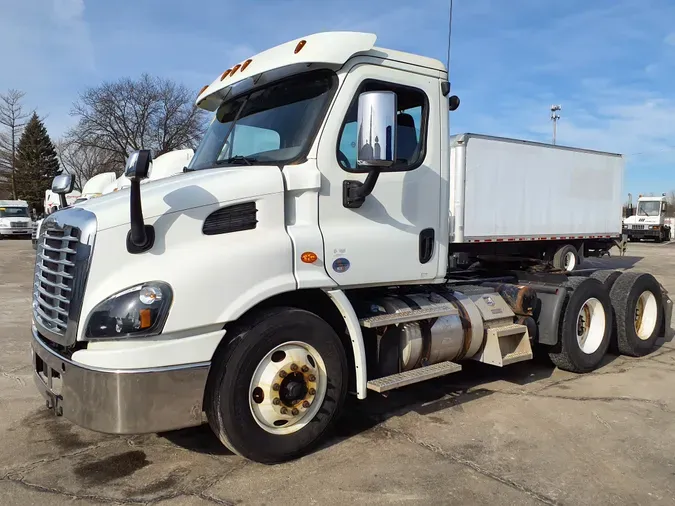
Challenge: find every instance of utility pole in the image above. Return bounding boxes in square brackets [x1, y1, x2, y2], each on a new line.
[550, 104, 561, 145]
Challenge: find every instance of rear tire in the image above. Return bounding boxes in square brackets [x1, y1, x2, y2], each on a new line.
[206, 307, 348, 464]
[548, 277, 612, 373]
[553, 244, 579, 272]
[590, 270, 622, 292]
[609, 272, 663, 357]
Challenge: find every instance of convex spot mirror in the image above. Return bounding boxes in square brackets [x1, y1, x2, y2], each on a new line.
[125, 150, 152, 181]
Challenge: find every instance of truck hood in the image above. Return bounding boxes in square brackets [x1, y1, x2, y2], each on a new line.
[79, 165, 285, 231]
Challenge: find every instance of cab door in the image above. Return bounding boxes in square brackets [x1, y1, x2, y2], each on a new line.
[316, 65, 442, 286]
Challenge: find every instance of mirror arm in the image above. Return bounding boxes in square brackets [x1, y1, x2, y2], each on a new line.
[343, 168, 381, 209]
[126, 179, 154, 254]
[58, 194, 67, 210]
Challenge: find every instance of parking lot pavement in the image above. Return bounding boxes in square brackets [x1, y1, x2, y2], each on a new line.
[1, 239, 674, 505]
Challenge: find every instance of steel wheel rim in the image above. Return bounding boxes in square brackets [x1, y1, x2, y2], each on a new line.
[634, 290, 658, 340]
[564, 251, 576, 271]
[249, 341, 327, 435]
[576, 297, 605, 354]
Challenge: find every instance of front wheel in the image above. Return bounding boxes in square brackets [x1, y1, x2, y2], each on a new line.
[206, 307, 348, 464]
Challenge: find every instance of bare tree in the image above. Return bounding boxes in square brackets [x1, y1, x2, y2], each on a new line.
[56, 139, 119, 191]
[69, 74, 206, 167]
[0, 90, 32, 198]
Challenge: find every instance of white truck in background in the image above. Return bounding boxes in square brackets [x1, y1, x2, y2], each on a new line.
[31, 32, 672, 464]
[0, 200, 33, 239]
[623, 194, 671, 243]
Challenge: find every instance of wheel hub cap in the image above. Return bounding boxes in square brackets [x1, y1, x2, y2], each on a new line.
[249, 341, 327, 434]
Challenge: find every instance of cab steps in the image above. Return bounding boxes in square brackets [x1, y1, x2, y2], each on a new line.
[366, 361, 462, 393]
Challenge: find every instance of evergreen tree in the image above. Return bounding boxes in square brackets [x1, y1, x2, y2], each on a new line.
[14, 113, 60, 212]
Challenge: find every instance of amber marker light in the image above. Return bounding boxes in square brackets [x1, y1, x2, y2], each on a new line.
[294, 40, 307, 54]
[301, 252, 318, 263]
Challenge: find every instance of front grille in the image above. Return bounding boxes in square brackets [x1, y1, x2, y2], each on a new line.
[33, 226, 80, 335]
[11, 221, 28, 228]
[632, 225, 645, 230]
[32, 208, 96, 346]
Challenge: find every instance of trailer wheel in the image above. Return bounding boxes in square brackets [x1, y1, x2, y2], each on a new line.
[553, 244, 579, 272]
[548, 277, 612, 373]
[590, 270, 622, 291]
[206, 307, 348, 464]
[609, 272, 663, 357]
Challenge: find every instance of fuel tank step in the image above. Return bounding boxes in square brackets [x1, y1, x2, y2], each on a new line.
[359, 306, 459, 328]
[367, 361, 462, 393]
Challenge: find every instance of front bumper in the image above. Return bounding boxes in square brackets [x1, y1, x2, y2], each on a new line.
[31, 329, 210, 434]
[623, 228, 661, 239]
[0, 226, 31, 236]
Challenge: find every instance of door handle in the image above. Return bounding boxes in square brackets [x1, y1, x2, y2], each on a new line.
[419, 228, 435, 264]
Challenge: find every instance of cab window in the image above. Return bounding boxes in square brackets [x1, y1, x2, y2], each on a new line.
[337, 81, 427, 172]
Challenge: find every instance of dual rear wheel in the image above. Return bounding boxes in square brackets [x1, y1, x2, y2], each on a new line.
[548, 271, 663, 373]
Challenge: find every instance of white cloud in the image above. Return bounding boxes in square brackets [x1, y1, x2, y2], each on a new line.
[53, 0, 85, 22]
[665, 32, 675, 46]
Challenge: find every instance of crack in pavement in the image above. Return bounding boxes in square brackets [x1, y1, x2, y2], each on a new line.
[493, 390, 671, 412]
[374, 426, 561, 506]
[2, 474, 237, 506]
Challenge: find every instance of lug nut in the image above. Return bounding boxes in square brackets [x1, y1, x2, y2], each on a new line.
[272, 383, 280, 391]
[308, 388, 316, 395]
[272, 398, 281, 405]
[290, 363, 298, 371]
[308, 374, 316, 382]
[302, 400, 310, 408]
[280, 407, 288, 415]
[278, 370, 287, 378]
[301, 365, 309, 373]
[291, 408, 299, 416]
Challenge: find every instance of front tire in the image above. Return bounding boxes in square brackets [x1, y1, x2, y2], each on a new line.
[206, 307, 348, 464]
[609, 272, 663, 357]
[548, 277, 612, 373]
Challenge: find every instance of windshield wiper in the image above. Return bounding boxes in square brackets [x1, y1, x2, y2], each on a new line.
[217, 155, 257, 166]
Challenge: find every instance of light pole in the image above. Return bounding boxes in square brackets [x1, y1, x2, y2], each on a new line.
[550, 104, 561, 145]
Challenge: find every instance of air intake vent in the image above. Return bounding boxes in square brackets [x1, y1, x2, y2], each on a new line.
[203, 202, 258, 235]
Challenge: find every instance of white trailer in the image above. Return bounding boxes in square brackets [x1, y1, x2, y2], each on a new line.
[450, 134, 625, 270]
[31, 31, 671, 464]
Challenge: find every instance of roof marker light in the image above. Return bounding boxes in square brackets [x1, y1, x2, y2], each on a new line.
[294, 40, 307, 54]
[220, 69, 232, 81]
[198, 85, 208, 97]
[231, 63, 242, 74]
[240, 59, 252, 71]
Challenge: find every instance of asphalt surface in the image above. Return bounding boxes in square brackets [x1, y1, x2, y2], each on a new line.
[1, 239, 675, 505]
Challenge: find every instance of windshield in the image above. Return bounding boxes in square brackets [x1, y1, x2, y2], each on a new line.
[188, 70, 337, 170]
[637, 201, 661, 216]
[0, 207, 29, 218]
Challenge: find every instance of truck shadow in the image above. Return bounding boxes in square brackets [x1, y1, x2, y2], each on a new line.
[581, 255, 643, 270]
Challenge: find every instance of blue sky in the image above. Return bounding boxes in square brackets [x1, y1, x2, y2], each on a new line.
[1, 0, 674, 197]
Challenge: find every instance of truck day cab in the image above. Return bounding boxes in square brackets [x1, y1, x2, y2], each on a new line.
[0, 200, 32, 239]
[31, 32, 672, 463]
[623, 194, 671, 243]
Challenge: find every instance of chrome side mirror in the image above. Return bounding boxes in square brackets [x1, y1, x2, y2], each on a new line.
[356, 90, 397, 168]
[51, 173, 74, 195]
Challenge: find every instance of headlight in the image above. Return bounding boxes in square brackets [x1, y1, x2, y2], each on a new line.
[85, 282, 173, 339]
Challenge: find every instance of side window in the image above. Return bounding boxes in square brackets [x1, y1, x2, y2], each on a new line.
[219, 125, 280, 160]
[336, 82, 427, 172]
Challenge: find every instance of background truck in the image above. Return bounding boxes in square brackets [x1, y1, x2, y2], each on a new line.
[0, 200, 33, 239]
[623, 194, 671, 242]
[30, 31, 672, 465]
[449, 134, 624, 271]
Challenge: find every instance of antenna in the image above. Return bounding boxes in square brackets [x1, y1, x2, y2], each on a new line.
[446, 0, 454, 73]
[550, 104, 562, 145]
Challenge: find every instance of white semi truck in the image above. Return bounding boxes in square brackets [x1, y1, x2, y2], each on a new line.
[623, 194, 671, 243]
[0, 200, 33, 238]
[31, 32, 671, 464]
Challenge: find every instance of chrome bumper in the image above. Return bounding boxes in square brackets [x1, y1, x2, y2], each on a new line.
[31, 329, 210, 434]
